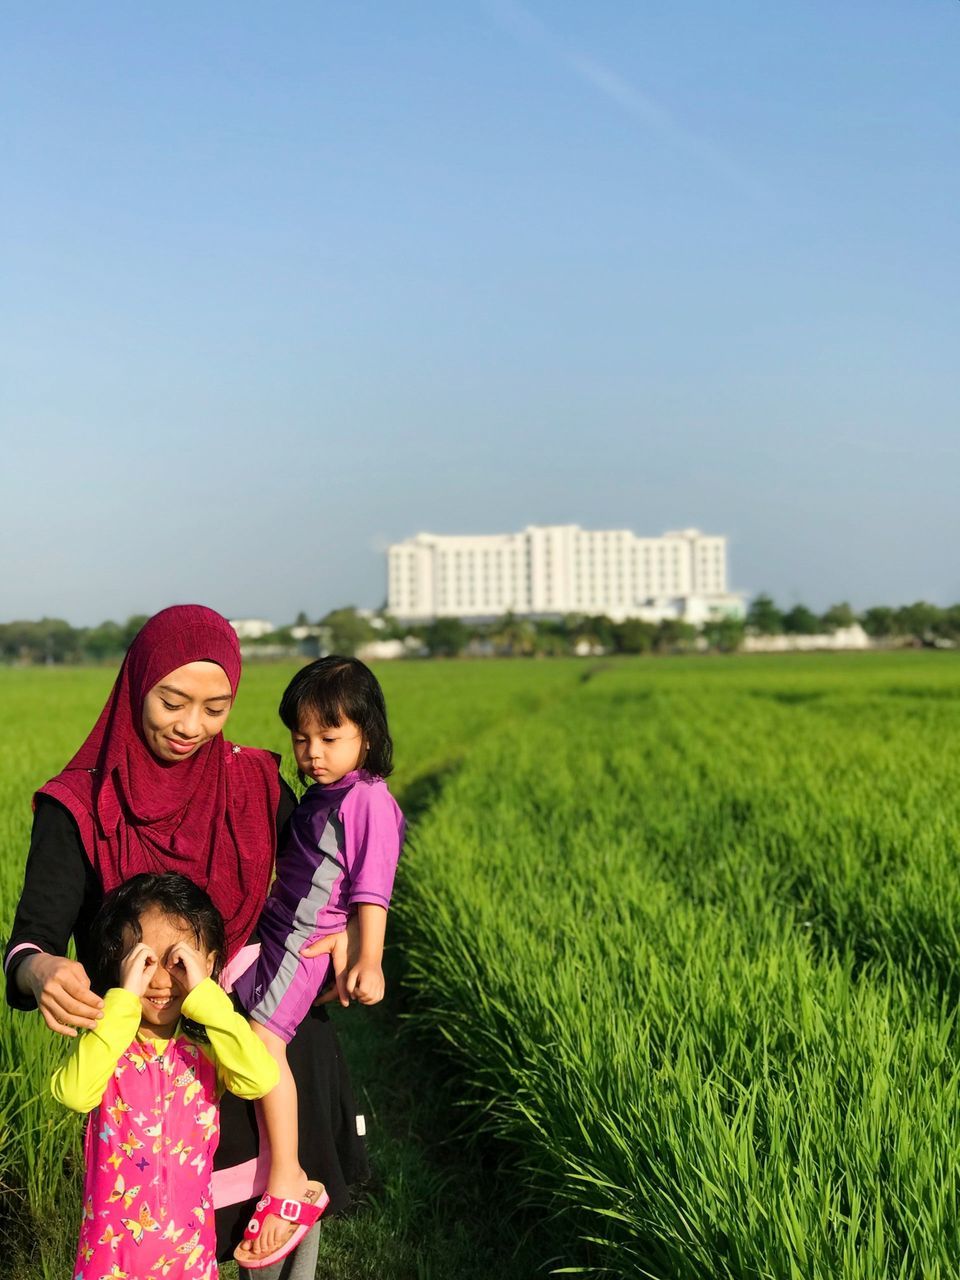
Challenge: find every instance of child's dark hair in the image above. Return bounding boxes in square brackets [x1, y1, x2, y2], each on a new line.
[89, 872, 226, 996]
[279, 655, 393, 779]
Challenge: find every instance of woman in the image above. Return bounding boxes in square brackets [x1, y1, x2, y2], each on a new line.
[4, 605, 368, 1277]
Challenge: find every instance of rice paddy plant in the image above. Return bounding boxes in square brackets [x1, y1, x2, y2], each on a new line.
[395, 653, 960, 1277]
[0, 658, 584, 1274]
[6, 653, 960, 1277]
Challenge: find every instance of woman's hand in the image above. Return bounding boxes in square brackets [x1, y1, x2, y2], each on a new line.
[302, 930, 350, 1007]
[301, 915, 362, 1008]
[18, 952, 104, 1037]
[120, 943, 158, 996]
[166, 941, 211, 993]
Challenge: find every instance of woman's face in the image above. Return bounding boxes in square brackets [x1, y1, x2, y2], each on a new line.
[141, 661, 234, 763]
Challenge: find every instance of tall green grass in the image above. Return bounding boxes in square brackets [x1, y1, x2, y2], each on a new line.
[395, 653, 960, 1277]
[0, 669, 117, 1276]
[6, 654, 960, 1277]
[0, 659, 584, 1277]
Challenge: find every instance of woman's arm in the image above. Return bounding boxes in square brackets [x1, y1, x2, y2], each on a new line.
[5, 796, 104, 1033]
[276, 777, 298, 842]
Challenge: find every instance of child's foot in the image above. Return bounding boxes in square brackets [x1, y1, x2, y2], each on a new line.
[235, 1172, 324, 1263]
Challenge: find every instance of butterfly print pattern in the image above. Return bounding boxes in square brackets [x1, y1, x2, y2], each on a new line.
[74, 1034, 220, 1280]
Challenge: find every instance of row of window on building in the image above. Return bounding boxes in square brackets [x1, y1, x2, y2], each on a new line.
[386, 525, 733, 621]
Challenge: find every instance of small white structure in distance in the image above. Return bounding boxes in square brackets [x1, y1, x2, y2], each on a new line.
[229, 618, 275, 640]
[290, 624, 327, 642]
[357, 637, 425, 662]
[742, 624, 872, 653]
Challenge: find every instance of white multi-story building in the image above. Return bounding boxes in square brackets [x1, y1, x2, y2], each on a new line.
[387, 525, 743, 624]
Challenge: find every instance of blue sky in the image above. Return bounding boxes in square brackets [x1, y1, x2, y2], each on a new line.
[2, 1, 957, 624]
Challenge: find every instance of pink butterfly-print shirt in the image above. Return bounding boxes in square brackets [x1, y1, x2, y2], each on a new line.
[52, 982, 277, 1280]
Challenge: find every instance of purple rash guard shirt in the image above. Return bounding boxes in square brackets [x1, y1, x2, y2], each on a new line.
[233, 769, 405, 1042]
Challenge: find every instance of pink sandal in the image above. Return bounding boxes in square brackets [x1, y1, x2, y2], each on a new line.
[234, 1181, 329, 1270]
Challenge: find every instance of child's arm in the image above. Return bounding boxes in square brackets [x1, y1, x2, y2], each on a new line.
[340, 782, 404, 1005]
[50, 942, 159, 1112]
[50, 987, 142, 1111]
[180, 975, 279, 1099]
[345, 903, 387, 1004]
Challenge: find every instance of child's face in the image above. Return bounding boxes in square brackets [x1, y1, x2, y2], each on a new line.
[124, 907, 215, 1035]
[292, 712, 365, 785]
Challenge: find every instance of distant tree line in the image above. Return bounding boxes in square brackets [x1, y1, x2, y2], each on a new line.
[0, 615, 149, 665]
[744, 595, 960, 643]
[3, 597, 959, 665]
[321, 598, 960, 657]
[359, 598, 960, 658]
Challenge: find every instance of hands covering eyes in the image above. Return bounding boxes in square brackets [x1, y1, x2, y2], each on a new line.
[120, 940, 209, 996]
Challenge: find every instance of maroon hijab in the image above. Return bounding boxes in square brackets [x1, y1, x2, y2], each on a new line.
[38, 605, 280, 960]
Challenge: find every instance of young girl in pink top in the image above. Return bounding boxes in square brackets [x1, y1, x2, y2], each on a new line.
[52, 873, 278, 1280]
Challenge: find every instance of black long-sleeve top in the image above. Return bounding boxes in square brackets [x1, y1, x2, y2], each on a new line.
[4, 783, 298, 1011]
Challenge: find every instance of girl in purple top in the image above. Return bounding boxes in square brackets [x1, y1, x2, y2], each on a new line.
[232, 657, 404, 1269]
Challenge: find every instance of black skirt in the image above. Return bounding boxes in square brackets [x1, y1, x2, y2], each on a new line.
[213, 1002, 369, 1260]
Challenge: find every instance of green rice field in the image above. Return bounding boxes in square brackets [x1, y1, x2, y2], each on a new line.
[4, 653, 960, 1278]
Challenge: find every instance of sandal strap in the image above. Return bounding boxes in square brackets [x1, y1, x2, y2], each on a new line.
[251, 1193, 324, 1229]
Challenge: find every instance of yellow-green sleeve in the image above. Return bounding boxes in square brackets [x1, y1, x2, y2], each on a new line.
[181, 978, 279, 1100]
[50, 988, 142, 1113]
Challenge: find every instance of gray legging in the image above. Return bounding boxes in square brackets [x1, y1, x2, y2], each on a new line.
[249, 1223, 321, 1280]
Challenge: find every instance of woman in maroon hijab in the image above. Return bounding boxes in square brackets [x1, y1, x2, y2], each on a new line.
[5, 605, 368, 1274]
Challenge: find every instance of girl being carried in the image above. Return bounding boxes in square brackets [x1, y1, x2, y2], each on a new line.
[232, 656, 405, 1269]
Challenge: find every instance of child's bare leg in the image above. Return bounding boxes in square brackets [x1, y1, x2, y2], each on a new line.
[237, 1023, 309, 1260]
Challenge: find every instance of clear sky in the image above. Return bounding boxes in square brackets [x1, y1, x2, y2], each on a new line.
[2, 1, 957, 625]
